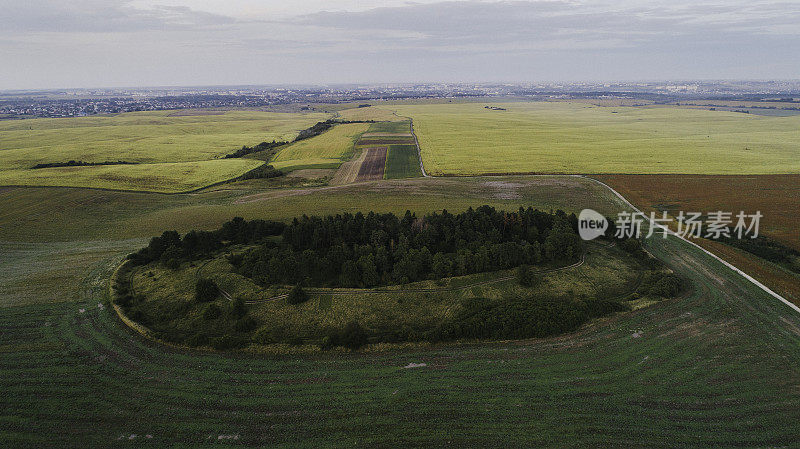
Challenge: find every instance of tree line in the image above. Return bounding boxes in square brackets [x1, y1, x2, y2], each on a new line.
[233, 206, 583, 288]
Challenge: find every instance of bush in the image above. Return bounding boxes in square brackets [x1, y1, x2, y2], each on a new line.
[202, 304, 221, 320]
[620, 238, 642, 253]
[195, 278, 218, 303]
[229, 297, 248, 319]
[234, 316, 257, 332]
[430, 295, 594, 342]
[516, 264, 539, 287]
[254, 325, 289, 345]
[583, 298, 630, 318]
[637, 272, 683, 298]
[649, 273, 682, 297]
[286, 285, 308, 305]
[321, 321, 369, 350]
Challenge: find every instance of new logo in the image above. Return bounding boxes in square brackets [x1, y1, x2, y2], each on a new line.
[578, 209, 608, 241]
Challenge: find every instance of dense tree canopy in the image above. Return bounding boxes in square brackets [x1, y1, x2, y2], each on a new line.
[233, 206, 582, 287]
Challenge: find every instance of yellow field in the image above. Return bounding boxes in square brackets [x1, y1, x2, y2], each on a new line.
[391, 102, 800, 175]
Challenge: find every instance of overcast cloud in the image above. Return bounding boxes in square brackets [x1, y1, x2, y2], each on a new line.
[1, 0, 798, 89]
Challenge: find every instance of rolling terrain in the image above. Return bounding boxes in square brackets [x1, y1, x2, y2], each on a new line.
[2, 176, 800, 446]
[0, 110, 328, 192]
[2, 100, 800, 447]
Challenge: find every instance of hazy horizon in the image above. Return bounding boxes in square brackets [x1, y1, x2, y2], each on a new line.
[3, 0, 800, 90]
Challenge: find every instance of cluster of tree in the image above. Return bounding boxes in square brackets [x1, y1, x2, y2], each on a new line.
[295, 119, 377, 141]
[127, 217, 285, 267]
[239, 163, 284, 180]
[224, 140, 286, 158]
[31, 160, 135, 169]
[232, 206, 583, 288]
[713, 232, 800, 274]
[295, 120, 337, 141]
[636, 272, 683, 298]
[428, 295, 629, 342]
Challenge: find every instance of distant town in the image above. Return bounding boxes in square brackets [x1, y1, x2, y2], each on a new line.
[1, 80, 798, 119]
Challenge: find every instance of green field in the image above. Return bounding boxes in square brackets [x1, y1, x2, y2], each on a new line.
[392, 102, 800, 175]
[3, 176, 800, 446]
[365, 120, 412, 134]
[0, 110, 328, 191]
[384, 144, 423, 179]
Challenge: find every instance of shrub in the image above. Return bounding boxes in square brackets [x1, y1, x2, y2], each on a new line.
[202, 304, 221, 320]
[286, 285, 308, 305]
[195, 278, 218, 303]
[620, 238, 642, 253]
[516, 264, 539, 287]
[229, 297, 248, 319]
[234, 316, 258, 332]
[321, 321, 369, 350]
[649, 273, 682, 297]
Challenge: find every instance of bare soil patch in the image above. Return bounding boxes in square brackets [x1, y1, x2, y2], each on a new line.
[355, 147, 388, 182]
[330, 149, 368, 185]
[361, 133, 413, 138]
[481, 180, 526, 199]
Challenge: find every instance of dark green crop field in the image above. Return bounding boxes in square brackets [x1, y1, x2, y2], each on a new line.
[2, 176, 800, 447]
[384, 145, 423, 179]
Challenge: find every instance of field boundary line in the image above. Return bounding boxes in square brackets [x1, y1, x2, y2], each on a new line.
[581, 175, 800, 315]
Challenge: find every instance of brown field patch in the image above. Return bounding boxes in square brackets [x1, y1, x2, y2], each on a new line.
[361, 133, 413, 138]
[598, 174, 800, 305]
[597, 174, 800, 250]
[355, 147, 388, 182]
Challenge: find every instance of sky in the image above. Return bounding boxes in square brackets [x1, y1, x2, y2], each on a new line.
[1, 0, 799, 89]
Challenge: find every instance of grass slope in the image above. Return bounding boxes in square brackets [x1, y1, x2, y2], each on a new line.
[0, 177, 618, 242]
[392, 102, 800, 175]
[270, 122, 369, 170]
[0, 110, 328, 191]
[0, 159, 263, 193]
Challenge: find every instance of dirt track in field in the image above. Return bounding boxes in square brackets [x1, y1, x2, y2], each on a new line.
[355, 147, 388, 181]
